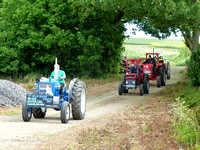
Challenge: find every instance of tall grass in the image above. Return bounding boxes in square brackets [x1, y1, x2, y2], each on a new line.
[161, 81, 200, 148]
[166, 54, 190, 66]
[179, 46, 191, 57]
[172, 98, 200, 149]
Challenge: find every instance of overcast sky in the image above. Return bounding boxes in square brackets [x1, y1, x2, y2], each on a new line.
[125, 23, 184, 40]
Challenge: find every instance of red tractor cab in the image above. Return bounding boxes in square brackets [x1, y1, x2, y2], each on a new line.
[141, 52, 170, 87]
[118, 58, 149, 96]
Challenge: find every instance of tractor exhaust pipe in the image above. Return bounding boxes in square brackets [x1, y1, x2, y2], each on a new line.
[153, 48, 154, 58]
[54, 58, 59, 80]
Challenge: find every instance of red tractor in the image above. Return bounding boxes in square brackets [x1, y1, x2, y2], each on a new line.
[141, 52, 171, 87]
[118, 58, 150, 96]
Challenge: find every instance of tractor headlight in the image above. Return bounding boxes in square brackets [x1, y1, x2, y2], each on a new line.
[126, 81, 128, 84]
[132, 81, 135, 84]
[144, 71, 151, 74]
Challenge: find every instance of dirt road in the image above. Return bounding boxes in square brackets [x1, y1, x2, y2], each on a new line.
[0, 66, 185, 149]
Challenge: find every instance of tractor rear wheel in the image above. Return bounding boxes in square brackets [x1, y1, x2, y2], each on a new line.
[71, 80, 86, 120]
[118, 84, 122, 95]
[61, 101, 70, 123]
[143, 74, 149, 94]
[140, 84, 144, 96]
[32, 83, 47, 118]
[159, 66, 166, 86]
[157, 76, 161, 88]
[167, 62, 171, 79]
[32, 108, 46, 118]
[22, 101, 32, 122]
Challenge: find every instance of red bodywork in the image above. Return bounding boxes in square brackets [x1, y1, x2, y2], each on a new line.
[141, 53, 167, 81]
[124, 58, 146, 85]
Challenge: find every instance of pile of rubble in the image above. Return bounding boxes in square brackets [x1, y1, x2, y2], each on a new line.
[0, 80, 31, 107]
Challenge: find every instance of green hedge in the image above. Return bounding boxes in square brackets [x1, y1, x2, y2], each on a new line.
[188, 48, 200, 87]
[0, 0, 125, 77]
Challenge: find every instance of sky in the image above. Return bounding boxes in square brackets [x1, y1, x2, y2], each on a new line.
[125, 23, 184, 40]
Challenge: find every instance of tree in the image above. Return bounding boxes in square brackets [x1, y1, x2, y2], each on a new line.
[1, 0, 199, 77]
[0, 0, 126, 77]
[131, 0, 200, 52]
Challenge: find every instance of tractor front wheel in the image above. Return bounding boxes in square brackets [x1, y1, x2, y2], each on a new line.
[140, 84, 144, 96]
[157, 76, 161, 88]
[22, 101, 32, 122]
[118, 84, 122, 95]
[143, 74, 149, 94]
[122, 75, 128, 93]
[61, 101, 70, 123]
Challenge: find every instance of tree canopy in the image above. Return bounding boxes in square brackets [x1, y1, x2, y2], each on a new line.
[0, 0, 199, 78]
[131, 0, 200, 52]
[0, 0, 126, 77]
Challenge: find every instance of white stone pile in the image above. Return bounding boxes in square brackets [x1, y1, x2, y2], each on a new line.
[0, 80, 31, 107]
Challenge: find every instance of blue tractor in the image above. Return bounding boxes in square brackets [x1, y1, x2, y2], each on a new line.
[22, 59, 86, 124]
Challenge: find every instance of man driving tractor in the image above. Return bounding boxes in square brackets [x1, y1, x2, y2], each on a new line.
[129, 62, 137, 73]
[50, 64, 66, 95]
[144, 55, 154, 64]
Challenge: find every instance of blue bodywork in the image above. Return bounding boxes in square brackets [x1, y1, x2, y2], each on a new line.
[26, 78, 69, 110]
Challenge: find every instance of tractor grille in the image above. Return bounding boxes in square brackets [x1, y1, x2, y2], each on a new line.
[39, 83, 52, 95]
[126, 80, 136, 85]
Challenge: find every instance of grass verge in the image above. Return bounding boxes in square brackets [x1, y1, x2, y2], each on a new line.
[0, 106, 21, 115]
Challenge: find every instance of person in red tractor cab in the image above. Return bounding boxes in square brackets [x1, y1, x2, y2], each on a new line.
[129, 62, 138, 73]
[144, 55, 154, 64]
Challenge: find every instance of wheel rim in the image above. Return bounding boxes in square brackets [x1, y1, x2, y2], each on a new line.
[28, 107, 31, 118]
[41, 107, 46, 113]
[66, 105, 70, 120]
[81, 88, 86, 114]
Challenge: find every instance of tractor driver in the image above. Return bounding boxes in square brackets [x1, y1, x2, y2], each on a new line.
[50, 64, 66, 95]
[129, 62, 137, 73]
[159, 54, 164, 63]
[144, 55, 154, 64]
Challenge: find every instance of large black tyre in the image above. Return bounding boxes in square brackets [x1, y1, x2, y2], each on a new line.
[140, 84, 144, 96]
[118, 84, 122, 95]
[167, 62, 171, 80]
[143, 74, 149, 94]
[71, 79, 86, 120]
[159, 65, 166, 86]
[61, 101, 70, 123]
[157, 76, 161, 88]
[122, 74, 128, 93]
[32, 83, 47, 118]
[32, 108, 46, 118]
[22, 101, 32, 122]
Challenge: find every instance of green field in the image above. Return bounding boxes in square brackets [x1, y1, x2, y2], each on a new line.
[124, 38, 184, 46]
[123, 38, 190, 66]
